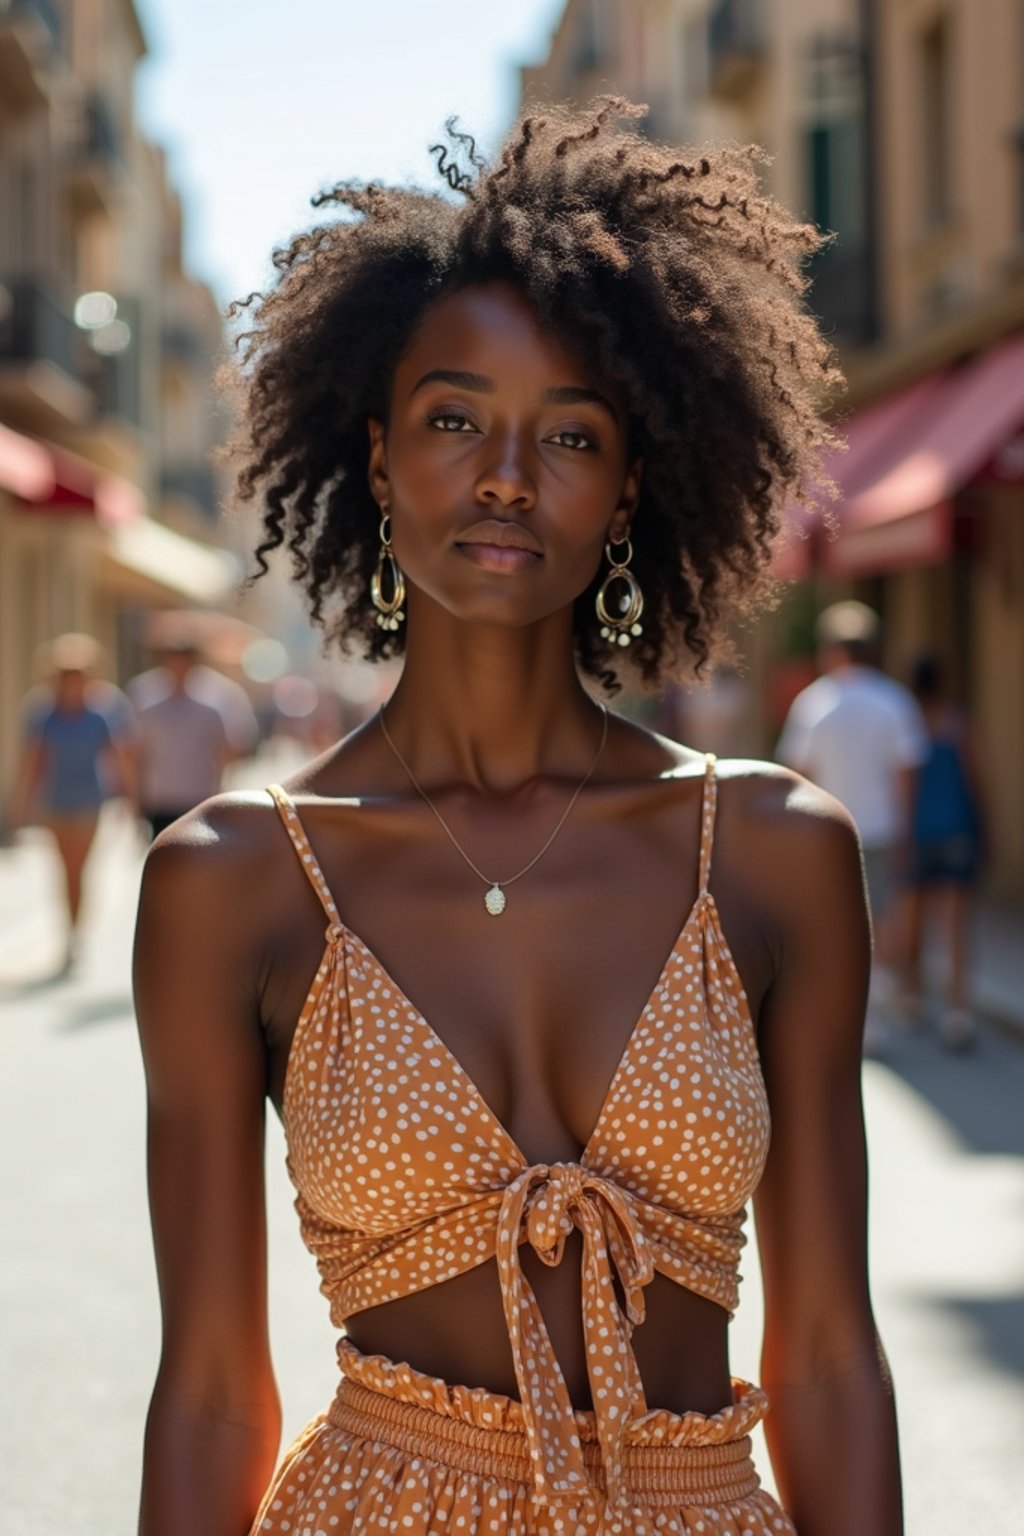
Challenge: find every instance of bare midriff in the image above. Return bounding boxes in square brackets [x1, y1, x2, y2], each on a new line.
[346, 1252, 734, 1417]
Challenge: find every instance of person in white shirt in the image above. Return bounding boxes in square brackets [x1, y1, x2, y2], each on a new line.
[776, 601, 928, 1049]
[128, 641, 259, 839]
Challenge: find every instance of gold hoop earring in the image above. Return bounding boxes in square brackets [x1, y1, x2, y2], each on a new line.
[596, 534, 644, 648]
[370, 513, 406, 631]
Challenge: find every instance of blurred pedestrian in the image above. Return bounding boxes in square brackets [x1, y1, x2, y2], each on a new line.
[128, 637, 259, 839]
[903, 653, 986, 1049]
[8, 632, 136, 970]
[776, 601, 928, 1051]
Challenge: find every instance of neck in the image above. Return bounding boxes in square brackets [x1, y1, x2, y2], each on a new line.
[383, 611, 605, 794]
[829, 659, 869, 677]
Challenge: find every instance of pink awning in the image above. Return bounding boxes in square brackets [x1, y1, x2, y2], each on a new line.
[827, 501, 953, 577]
[834, 371, 952, 500]
[0, 422, 54, 499]
[841, 332, 1024, 529]
[775, 372, 950, 578]
[777, 332, 1024, 578]
[0, 423, 143, 525]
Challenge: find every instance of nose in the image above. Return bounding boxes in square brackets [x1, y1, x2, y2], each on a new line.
[475, 428, 537, 512]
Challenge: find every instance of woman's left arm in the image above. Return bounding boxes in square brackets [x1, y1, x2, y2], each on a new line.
[752, 782, 903, 1535]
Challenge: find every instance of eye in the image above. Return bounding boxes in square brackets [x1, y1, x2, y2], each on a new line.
[426, 409, 476, 433]
[548, 428, 597, 451]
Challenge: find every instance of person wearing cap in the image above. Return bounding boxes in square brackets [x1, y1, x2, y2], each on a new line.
[9, 633, 137, 972]
[776, 602, 928, 1051]
[128, 639, 259, 839]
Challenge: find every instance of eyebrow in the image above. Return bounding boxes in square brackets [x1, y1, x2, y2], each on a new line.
[410, 370, 619, 421]
[410, 369, 494, 395]
[542, 384, 619, 421]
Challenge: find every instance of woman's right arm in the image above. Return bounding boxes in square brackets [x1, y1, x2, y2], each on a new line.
[8, 728, 46, 829]
[134, 807, 281, 1535]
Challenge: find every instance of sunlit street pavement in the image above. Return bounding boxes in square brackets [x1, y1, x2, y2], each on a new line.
[2, 756, 1023, 1532]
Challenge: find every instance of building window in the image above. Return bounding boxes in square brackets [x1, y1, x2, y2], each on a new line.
[921, 14, 952, 229]
[801, 32, 873, 343]
[573, 0, 605, 78]
[808, 116, 864, 247]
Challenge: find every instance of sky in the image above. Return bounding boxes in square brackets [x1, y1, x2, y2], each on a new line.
[134, 0, 567, 308]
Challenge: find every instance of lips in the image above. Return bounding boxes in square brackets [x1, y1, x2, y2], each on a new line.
[455, 519, 543, 556]
[454, 518, 543, 575]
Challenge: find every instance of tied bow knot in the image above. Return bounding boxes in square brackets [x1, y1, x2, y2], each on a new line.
[522, 1161, 586, 1265]
[496, 1162, 655, 1510]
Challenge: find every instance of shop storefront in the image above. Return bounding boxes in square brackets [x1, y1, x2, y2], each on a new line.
[776, 331, 1024, 897]
[0, 422, 235, 811]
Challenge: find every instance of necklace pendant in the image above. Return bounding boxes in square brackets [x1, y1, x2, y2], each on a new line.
[484, 884, 507, 917]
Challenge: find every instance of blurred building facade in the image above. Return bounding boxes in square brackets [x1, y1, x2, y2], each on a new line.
[524, 0, 1024, 898]
[0, 0, 238, 803]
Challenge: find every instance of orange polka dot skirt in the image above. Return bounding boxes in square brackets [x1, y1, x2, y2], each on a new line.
[249, 1340, 796, 1535]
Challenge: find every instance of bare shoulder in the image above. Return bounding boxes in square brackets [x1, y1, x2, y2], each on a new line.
[137, 790, 288, 944]
[713, 758, 865, 931]
[715, 756, 858, 837]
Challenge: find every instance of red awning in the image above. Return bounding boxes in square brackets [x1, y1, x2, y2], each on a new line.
[775, 372, 950, 579]
[0, 422, 143, 525]
[826, 332, 1024, 576]
[0, 422, 54, 499]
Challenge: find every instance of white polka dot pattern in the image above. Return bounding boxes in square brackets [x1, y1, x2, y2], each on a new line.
[264, 755, 771, 1511]
[249, 1341, 797, 1534]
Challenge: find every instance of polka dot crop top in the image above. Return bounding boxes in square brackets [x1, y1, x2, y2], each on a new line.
[265, 755, 771, 1511]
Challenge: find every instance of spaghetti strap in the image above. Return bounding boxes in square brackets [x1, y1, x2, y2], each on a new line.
[697, 753, 718, 896]
[266, 783, 341, 932]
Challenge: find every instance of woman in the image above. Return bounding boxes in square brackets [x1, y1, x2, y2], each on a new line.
[904, 653, 987, 1049]
[10, 632, 134, 972]
[134, 101, 902, 1535]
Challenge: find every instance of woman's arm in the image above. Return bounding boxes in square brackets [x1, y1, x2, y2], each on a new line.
[8, 731, 46, 830]
[753, 779, 903, 1535]
[134, 805, 281, 1536]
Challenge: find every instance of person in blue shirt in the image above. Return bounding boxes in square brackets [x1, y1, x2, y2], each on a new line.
[9, 632, 136, 972]
[904, 652, 987, 1049]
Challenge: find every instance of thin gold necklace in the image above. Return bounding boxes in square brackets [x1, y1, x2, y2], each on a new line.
[378, 702, 609, 917]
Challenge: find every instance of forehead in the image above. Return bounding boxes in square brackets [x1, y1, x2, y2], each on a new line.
[396, 283, 597, 386]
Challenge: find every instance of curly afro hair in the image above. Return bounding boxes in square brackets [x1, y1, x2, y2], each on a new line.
[221, 97, 841, 692]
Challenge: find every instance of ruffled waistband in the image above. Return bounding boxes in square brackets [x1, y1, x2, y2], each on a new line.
[331, 1338, 768, 1506]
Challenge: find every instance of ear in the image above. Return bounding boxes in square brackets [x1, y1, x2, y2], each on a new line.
[608, 454, 643, 542]
[367, 418, 389, 509]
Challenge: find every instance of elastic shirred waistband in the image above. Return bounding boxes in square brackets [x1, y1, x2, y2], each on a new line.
[329, 1341, 766, 1508]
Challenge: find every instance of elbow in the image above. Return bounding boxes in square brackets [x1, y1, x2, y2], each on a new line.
[761, 1327, 894, 1402]
[761, 1300, 889, 1397]
[147, 1359, 282, 1440]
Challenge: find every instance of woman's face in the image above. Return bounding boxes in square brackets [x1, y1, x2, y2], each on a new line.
[367, 283, 641, 633]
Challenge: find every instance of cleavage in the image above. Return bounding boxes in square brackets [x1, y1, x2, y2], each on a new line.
[337, 871, 698, 1166]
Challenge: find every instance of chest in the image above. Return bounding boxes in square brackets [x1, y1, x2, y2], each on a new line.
[283, 906, 769, 1241]
[43, 711, 106, 760]
[262, 794, 772, 1168]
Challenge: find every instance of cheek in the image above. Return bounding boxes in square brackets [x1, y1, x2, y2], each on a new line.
[386, 434, 462, 519]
